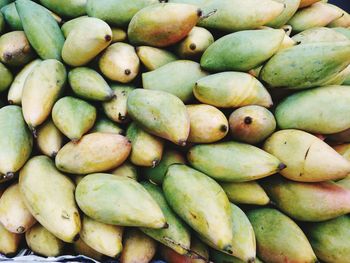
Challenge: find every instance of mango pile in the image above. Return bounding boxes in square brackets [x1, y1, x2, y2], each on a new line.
[0, 0, 350, 262]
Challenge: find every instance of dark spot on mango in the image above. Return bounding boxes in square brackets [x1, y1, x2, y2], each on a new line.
[125, 69, 131, 75]
[220, 124, 228, 133]
[105, 35, 112, 42]
[189, 43, 196, 50]
[244, 116, 253, 125]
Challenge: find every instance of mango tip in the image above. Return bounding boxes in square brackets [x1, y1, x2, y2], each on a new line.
[278, 163, 287, 170]
[178, 140, 187, 147]
[4, 172, 14, 180]
[248, 257, 256, 263]
[162, 222, 169, 229]
[222, 244, 233, 255]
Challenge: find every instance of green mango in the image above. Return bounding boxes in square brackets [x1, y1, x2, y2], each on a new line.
[332, 27, 350, 39]
[200, 29, 285, 72]
[60, 16, 88, 37]
[74, 238, 103, 261]
[0, 9, 4, 32]
[140, 182, 191, 255]
[127, 123, 164, 167]
[187, 142, 284, 182]
[261, 176, 350, 222]
[55, 133, 131, 174]
[91, 117, 124, 135]
[136, 46, 178, 71]
[1, 3, 23, 30]
[0, 62, 13, 92]
[25, 224, 65, 257]
[247, 208, 317, 263]
[170, 0, 284, 32]
[163, 164, 233, 254]
[142, 60, 208, 103]
[266, 0, 300, 28]
[0, 0, 13, 9]
[76, 173, 166, 228]
[220, 181, 270, 206]
[36, 119, 64, 158]
[0, 222, 21, 255]
[110, 161, 138, 181]
[143, 149, 186, 185]
[194, 72, 272, 108]
[39, 0, 86, 18]
[229, 105, 276, 144]
[275, 86, 350, 134]
[86, 0, 158, 27]
[292, 27, 349, 44]
[0, 106, 32, 178]
[127, 89, 190, 146]
[323, 64, 350, 85]
[128, 3, 200, 47]
[68, 67, 114, 101]
[260, 42, 350, 89]
[306, 215, 350, 262]
[19, 156, 81, 242]
[21, 59, 67, 130]
[102, 84, 135, 124]
[16, 0, 64, 60]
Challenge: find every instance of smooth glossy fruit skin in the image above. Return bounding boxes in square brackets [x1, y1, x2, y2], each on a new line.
[111, 27, 126, 43]
[200, 29, 285, 72]
[299, 0, 320, 8]
[188, 142, 283, 182]
[0, 183, 36, 234]
[261, 176, 350, 222]
[15, 0, 64, 60]
[229, 105, 276, 144]
[142, 60, 208, 103]
[74, 238, 104, 261]
[275, 86, 350, 134]
[328, 4, 350, 28]
[75, 173, 166, 228]
[91, 117, 124, 135]
[110, 162, 138, 181]
[36, 119, 64, 158]
[55, 133, 131, 174]
[127, 89, 190, 146]
[163, 164, 233, 254]
[141, 183, 191, 255]
[80, 216, 123, 258]
[0, 105, 32, 177]
[194, 72, 272, 108]
[0, 62, 12, 92]
[1, 3, 22, 30]
[19, 156, 81, 243]
[39, 0, 86, 18]
[306, 215, 350, 262]
[292, 27, 349, 44]
[336, 176, 350, 190]
[25, 224, 65, 257]
[260, 42, 350, 89]
[264, 129, 350, 182]
[266, 0, 300, 28]
[136, 46, 178, 71]
[120, 229, 157, 263]
[0, 222, 21, 255]
[248, 208, 317, 263]
[128, 3, 200, 47]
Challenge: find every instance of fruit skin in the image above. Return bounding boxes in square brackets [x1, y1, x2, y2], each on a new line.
[0, 222, 21, 255]
[128, 3, 200, 47]
[15, 0, 64, 60]
[194, 72, 272, 108]
[0, 105, 32, 177]
[120, 229, 157, 263]
[80, 215, 123, 258]
[306, 215, 350, 263]
[0, 62, 12, 92]
[163, 164, 233, 254]
[52, 96, 97, 141]
[39, 0, 86, 18]
[328, 4, 350, 28]
[229, 105, 276, 144]
[86, 0, 158, 27]
[110, 162, 139, 181]
[261, 176, 350, 222]
[187, 104, 228, 143]
[299, 0, 320, 8]
[74, 238, 104, 261]
[247, 208, 317, 263]
[136, 46, 178, 71]
[1, 3, 22, 30]
[91, 117, 124, 135]
[127, 89, 190, 146]
[336, 176, 350, 190]
[276, 86, 350, 134]
[260, 42, 350, 89]
[188, 142, 283, 182]
[142, 60, 208, 103]
[140, 182, 191, 255]
[266, 0, 300, 28]
[200, 29, 285, 72]
[19, 156, 81, 243]
[0, 183, 36, 234]
[25, 224, 65, 257]
[36, 119, 63, 158]
[75, 173, 166, 228]
[21, 59, 67, 130]
[292, 27, 349, 44]
[55, 133, 131, 174]
[127, 123, 164, 167]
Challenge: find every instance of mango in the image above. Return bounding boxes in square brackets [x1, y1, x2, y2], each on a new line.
[0, 62, 12, 92]
[111, 27, 127, 43]
[299, 0, 320, 8]
[266, 0, 300, 28]
[328, 5, 350, 28]
[74, 238, 103, 261]
[292, 27, 349, 44]
[36, 119, 64, 158]
[1, 3, 21, 30]
[39, 0, 86, 18]
[136, 46, 178, 71]
[0, 222, 21, 255]
[91, 117, 124, 135]
[110, 162, 139, 181]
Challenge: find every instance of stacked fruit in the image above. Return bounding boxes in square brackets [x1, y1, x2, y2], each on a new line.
[0, 0, 349, 262]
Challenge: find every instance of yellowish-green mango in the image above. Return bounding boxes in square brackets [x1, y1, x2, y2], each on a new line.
[200, 29, 285, 72]
[266, 0, 300, 28]
[247, 208, 317, 263]
[52, 96, 96, 141]
[328, 5, 350, 27]
[0, 61, 12, 92]
[331, 27, 350, 39]
[55, 133, 131, 174]
[99, 42, 140, 83]
[36, 119, 64, 158]
[1, 3, 21, 31]
[19, 156, 81, 242]
[111, 27, 127, 43]
[0, 105, 32, 178]
[91, 117, 124, 135]
[194, 72, 273, 108]
[25, 224, 65, 257]
[322, 64, 350, 86]
[76, 173, 166, 228]
[163, 164, 233, 254]
[0, 183, 36, 234]
[21, 59, 66, 130]
[0, 222, 21, 255]
[60, 16, 88, 37]
[81, 215, 123, 258]
[110, 161, 138, 181]
[136, 46, 178, 71]
[127, 89, 190, 146]
[292, 27, 349, 44]
[188, 142, 284, 182]
[74, 238, 104, 261]
[39, 0, 86, 18]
